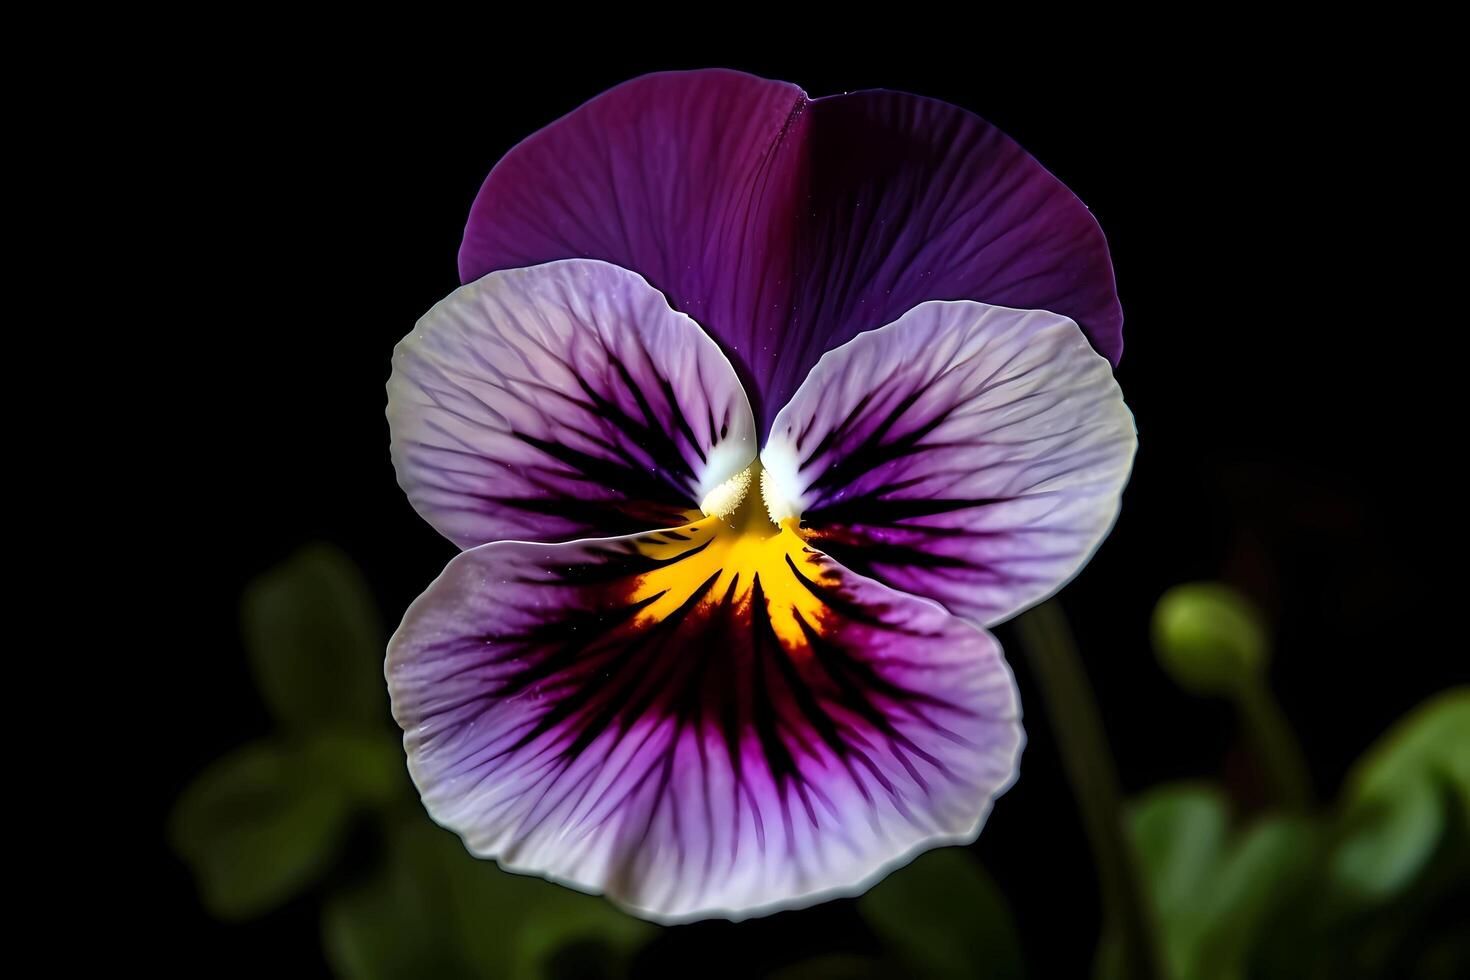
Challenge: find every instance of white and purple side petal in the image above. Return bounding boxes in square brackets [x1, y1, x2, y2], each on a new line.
[762, 301, 1136, 628]
[458, 68, 1121, 424]
[387, 259, 756, 548]
[387, 525, 1023, 922]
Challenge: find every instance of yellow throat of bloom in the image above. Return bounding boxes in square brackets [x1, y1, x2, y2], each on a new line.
[628, 461, 833, 649]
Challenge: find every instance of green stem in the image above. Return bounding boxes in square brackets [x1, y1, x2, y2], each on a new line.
[1015, 600, 1165, 980]
[1233, 678, 1314, 810]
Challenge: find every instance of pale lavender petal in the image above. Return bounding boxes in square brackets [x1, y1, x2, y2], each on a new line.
[459, 69, 1120, 423]
[387, 518, 1022, 922]
[387, 259, 756, 548]
[762, 300, 1136, 628]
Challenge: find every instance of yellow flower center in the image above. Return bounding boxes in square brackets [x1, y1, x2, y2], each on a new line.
[629, 461, 832, 649]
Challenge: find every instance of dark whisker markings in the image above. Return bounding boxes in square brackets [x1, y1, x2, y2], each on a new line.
[576, 368, 701, 490]
[781, 553, 924, 636]
[514, 569, 723, 758]
[796, 388, 877, 471]
[808, 494, 1006, 525]
[562, 573, 731, 838]
[747, 576, 806, 845]
[420, 523, 992, 879]
[514, 432, 689, 507]
[655, 372, 709, 467]
[801, 388, 960, 501]
[796, 615, 953, 784]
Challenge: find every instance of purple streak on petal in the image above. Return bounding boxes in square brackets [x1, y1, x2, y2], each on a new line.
[388, 259, 755, 548]
[762, 300, 1136, 628]
[387, 525, 1022, 922]
[459, 69, 1120, 423]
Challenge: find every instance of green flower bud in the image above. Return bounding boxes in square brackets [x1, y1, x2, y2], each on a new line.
[1151, 583, 1268, 696]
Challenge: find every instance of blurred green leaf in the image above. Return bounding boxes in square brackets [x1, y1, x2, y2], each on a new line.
[859, 848, 1023, 979]
[325, 819, 654, 980]
[1152, 584, 1268, 696]
[1331, 778, 1444, 902]
[1131, 784, 1229, 918]
[170, 740, 355, 920]
[1341, 687, 1469, 820]
[1330, 688, 1469, 903]
[304, 730, 406, 808]
[322, 821, 471, 979]
[1191, 815, 1317, 975]
[1126, 784, 1229, 979]
[1112, 783, 1319, 980]
[243, 543, 387, 731]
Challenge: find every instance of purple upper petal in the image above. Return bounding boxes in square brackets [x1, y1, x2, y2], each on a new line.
[460, 69, 1121, 424]
[388, 259, 755, 548]
[388, 516, 1022, 922]
[762, 299, 1136, 628]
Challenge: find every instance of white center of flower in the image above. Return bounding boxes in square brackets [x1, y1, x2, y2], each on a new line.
[698, 461, 801, 526]
[698, 466, 754, 521]
[760, 465, 800, 524]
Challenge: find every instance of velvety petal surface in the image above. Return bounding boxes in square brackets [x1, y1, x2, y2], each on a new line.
[762, 300, 1136, 628]
[458, 69, 804, 422]
[388, 506, 1022, 922]
[459, 69, 1120, 423]
[387, 259, 756, 548]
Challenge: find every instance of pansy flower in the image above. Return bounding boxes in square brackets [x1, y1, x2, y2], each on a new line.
[386, 69, 1136, 922]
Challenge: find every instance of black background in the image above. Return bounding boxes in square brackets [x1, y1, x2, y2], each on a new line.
[140, 52, 1455, 977]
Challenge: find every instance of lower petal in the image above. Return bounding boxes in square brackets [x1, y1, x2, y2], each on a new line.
[388, 519, 1022, 922]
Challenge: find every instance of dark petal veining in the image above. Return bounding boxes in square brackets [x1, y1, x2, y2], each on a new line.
[387, 259, 756, 548]
[387, 521, 1022, 921]
[762, 299, 1136, 628]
